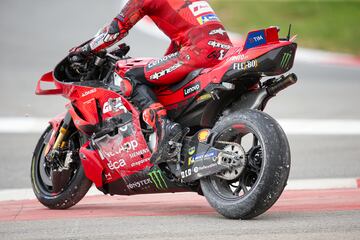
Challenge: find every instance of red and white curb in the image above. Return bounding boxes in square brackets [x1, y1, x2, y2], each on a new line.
[1, 184, 360, 221]
[0, 177, 359, 202]
[132, 14, 360, 68]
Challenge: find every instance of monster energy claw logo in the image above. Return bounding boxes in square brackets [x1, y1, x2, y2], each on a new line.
[280, 52, 292, 69]
[148, 170, 168, 189]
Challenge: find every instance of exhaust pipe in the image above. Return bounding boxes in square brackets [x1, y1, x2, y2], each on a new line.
[228, 73, 298, 112]
[267, 73, 298, 96]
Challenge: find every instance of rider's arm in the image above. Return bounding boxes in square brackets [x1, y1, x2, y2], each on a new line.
[80, 0, 148, 53]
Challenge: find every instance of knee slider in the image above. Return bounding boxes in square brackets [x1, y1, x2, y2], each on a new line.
[119, 78, 133, 97]
[149, 103, 167, 118]
[142, 108, 156, 128]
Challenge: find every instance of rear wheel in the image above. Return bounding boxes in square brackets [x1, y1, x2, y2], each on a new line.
[200, 109, 290, 219]
[31, 126, 92, 209]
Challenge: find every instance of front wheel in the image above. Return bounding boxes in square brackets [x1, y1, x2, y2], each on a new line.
[200, 109, 290, 219]
[31, 125, 92, 209]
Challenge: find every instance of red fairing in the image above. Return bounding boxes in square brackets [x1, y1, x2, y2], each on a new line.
[57, 82, 153, 186]
[265, 27, 280, 43]
[36, 72, 62, 95]
[155, 39, 294, 107]
[79, 142, 104, 187]
[92, 93, 153, 183]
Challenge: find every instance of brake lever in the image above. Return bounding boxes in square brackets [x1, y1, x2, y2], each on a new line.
[70, 62, 87, 75]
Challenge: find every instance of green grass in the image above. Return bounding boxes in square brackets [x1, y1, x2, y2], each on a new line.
[212, 0, 360, 55]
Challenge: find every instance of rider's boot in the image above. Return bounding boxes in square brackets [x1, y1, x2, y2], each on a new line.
[123, 68, 183, 164]
[142, 103, 183, 164]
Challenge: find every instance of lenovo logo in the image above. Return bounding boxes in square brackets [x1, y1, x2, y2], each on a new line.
[184, 83, 201, 97]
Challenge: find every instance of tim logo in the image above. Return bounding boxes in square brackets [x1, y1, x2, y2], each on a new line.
[184, 82, 201, 97]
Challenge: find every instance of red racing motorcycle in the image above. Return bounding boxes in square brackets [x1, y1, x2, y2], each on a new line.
[32, 26, 297, 219]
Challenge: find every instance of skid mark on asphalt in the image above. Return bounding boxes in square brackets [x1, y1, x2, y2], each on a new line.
[0, 189, 359, 222]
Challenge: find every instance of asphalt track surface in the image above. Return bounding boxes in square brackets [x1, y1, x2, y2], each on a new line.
[1, 0, 360, 239]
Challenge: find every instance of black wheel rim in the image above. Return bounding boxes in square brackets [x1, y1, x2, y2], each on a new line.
[33, 128, 80, 196]
[209, 123, 264, 201]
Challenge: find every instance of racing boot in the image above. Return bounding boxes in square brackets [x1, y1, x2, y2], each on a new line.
[143, 103, 183, 164]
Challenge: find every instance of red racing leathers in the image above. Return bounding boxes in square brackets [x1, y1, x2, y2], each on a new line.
[85, 0, 233, 85]
[72, 0, 233, 164]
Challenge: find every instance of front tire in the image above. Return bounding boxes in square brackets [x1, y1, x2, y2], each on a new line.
[200, 109, 290, 219]
[31, 126, 92, 209]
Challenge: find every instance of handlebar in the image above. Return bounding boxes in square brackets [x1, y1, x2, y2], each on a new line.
[63, 43, 131, 82]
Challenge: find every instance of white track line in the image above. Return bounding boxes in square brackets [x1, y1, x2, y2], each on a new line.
[279, 119, 360, 135]
[286, 178, 359, 190]
[0, 178, 358, 201]
[0, 118, 48, 134]
[1, 117, 360, 135]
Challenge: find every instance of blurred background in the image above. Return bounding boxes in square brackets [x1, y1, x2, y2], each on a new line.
[212, 0, 360, 55]
[0, 0, 359, 191]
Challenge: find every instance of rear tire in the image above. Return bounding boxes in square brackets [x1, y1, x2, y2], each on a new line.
[31, 126, 92, 209]
[200, 109, 290, 219]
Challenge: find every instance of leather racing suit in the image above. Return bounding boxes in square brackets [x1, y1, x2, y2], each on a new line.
[71, 0, 233, 163]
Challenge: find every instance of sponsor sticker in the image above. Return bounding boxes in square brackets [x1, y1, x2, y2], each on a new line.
[89, 32, 106, 50]
[226, 54, 248, 63]
[189, 1, 214, 17]
[207, 49, 228, 60]
[147, 52, 179, 70]
[233, 60, 258, 71]
[209, 28, 227, 36]
[102, 140, 139, 158]
[184, 82, 201, 97]
[107, 158, 126, 170]
[181, 169, 192, 179]
[129, 148, 150, 159]
[198, 129, 210, 142]
[197, 14, 219, 25]
[81, 88, 97, 97]
[188, 150, 218, 165]
[131, 158, 150, 167]
[150, 62, 182, 80]
[188, 147, 196, 156]
[280, 52, 292, 69]
[127, 178, 152, 190]
[208, 40, 231, 50]
[104, 33, 119, 43]
[104, 173, 112, 181]
[244, 30, 267, 49]
[103, 97, 127, 114]
[148, 170, 168, 189]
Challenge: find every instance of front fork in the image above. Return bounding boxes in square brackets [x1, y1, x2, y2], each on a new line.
[46, 112, 73, 162]
[46, 112, 75, 192]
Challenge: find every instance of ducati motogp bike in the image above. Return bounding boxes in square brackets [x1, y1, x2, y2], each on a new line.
[32, 26, 297, 219]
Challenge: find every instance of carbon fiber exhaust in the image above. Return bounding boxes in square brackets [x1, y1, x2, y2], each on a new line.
[267, 73, 298, 96]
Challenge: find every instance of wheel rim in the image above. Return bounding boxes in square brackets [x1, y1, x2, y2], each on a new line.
[209, 123, 264, 201]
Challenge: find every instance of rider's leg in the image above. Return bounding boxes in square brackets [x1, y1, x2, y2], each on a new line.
[124, 67, 182, 164]
[123, 46, 216, 163]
